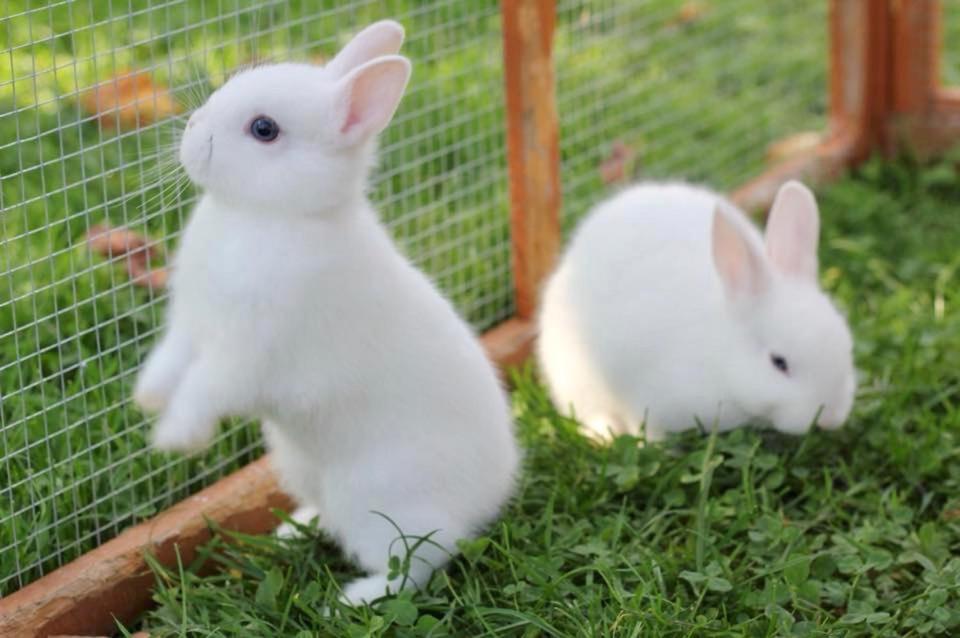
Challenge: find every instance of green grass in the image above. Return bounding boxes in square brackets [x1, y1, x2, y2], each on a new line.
[1, 0, 840, 595]
[132, 153, 960, 636]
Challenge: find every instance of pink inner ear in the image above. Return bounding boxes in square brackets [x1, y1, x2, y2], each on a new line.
[334, 58, 410, 143]
[765, 182, 820, 281]
[341, 110, 362, 133]
[713, 206, 769, 298]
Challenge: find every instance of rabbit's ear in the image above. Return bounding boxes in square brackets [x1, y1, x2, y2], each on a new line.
[712, 204, 770, 299]
[765, 180, 820, 281]
[331, 55, 411, 146]
[326, 20, 405, 79]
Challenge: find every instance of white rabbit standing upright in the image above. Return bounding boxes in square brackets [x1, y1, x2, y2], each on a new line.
[133, 21, 518, 604]
[537, 181, 856, 441]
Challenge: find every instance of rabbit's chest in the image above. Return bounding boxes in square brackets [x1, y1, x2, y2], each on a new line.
[174, 204, 317, 302]
[175, 231, 289, 308]
[169, 212, 327, 348]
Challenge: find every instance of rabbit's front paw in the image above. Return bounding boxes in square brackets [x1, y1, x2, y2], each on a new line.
[133, 380, 170, 414]
[134, 333, 194, 413]
[151, 410, 217, 454]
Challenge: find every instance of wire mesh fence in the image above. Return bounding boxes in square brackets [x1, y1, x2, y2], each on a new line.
[0, 0, 509, 595]
[555, 0, 828, 231]
[1, 0, 835, 596]
[945, 4, 960, 87]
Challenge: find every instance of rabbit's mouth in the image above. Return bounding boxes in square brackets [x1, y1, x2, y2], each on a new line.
[205, 135, 213, 166]
[818, 399, 852, 430]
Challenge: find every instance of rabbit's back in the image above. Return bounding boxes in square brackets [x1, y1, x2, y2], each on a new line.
[565, 183, 735, 304]
[538, 183, 755, 437]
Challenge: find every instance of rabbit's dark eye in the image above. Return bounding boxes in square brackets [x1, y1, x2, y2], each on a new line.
[250, 116, 279, 142]
[770, 354, 789, 374]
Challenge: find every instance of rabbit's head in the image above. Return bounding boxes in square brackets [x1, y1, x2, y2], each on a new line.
[713, 181, 855, 434]
[179, 20, 410, 216]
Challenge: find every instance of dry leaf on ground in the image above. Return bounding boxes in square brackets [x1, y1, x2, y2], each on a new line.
[600, 140, 637, 185]
[671, 2, 709, 26]
[86, 223, 168, 290]
[80, 69, 179, 130]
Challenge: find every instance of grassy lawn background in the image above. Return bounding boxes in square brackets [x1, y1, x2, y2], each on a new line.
[136, 153, 960, 636]
[0, 0, 832, 595]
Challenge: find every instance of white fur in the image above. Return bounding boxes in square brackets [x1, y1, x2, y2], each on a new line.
[134, 21, 518, 605]
[537, 181, 856, 440]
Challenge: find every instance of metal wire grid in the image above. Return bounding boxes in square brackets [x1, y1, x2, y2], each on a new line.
[555, 0, 829, 231]
[945, 5, 960, 87]
[374, 2, 511, 331]
[0, 0, 509, 594]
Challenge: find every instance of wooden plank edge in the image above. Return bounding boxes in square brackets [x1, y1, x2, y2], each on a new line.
[0, 456, 292, 638]
[937, 87, 960, 108]
[0, 318, 538, 638]
[730, 131, 858, 215]
[483, 316, 537, 371]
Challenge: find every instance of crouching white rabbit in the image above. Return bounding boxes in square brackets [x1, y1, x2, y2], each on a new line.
[537, 180, 856, 441]
[133, 20, 519, 604]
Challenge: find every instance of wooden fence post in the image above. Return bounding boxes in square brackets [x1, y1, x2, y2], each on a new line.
[501, 0, 562, 320]
[829, 0, 893, 162]
[888, 0, 960, 156]
[891, 0, 940, 116]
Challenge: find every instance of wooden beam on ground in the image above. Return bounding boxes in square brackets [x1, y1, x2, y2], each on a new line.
[501, 0, 562, 319]
[0, 457, 291, 638]
[482, 316, 537, 371]
[731, 132, 858, 215]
